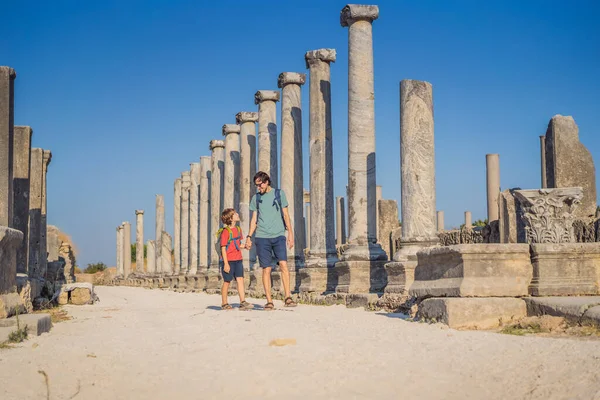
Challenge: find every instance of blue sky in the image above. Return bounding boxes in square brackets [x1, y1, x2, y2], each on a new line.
[2, 0, 599, 268]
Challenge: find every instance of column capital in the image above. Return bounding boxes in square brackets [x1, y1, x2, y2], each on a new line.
[278, 72, 306, 88]
[254, 90, 280, 104]
[209, 139, 225, 151]
[305, 49, 336, 69]
[222, 124, 241, 136]
[135, 210, 144, 215]
[42, 149, 52, 167]
[235, 111, 259, 124]
[340, 4, 379, 26]
[0, 66, 17, 79]
[181, 170, 191, 187]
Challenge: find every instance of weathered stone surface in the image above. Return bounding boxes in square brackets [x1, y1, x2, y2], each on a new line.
[486, 154, 500, 222]
[305, 49, 337, 269]
[545, 115, 596, 220]
[333, 260, 387, 293]
[12, 126, 32, 274]
[28, 148, 43, 278]
[297, 267, 331, 293]
[16, 274, 32, 313]
[146, 240, 155, 274]
[0, 67, 16, 228]
[513, 187, 582, 244]
[236, 112, 258, 271]
[0, 226, 23, 295]
[255, 90, 280, 187]
[180, 171, 190, 274]
[279, 72, 306, 270]
[336, 197, 346, 246]
[540, 135, 547, 188]
[384, 259, 416, 295]
[0, 313, 51, 342]
[396, 80, 437, 261]
[46, 225, 60, 262]
[417, 297, 527, 329]
[116, 225, 123, 276]
[122, 222, 131, 277]
[582, 305, 600, 327]
[436, 211, 444, 233]
[498, 189, 526, 244]
[378, 199, 399, 260]
[58, 241, 76, 283]
[222, 124, 241, 211]
[135, 210, 144, 273]
[209, 140, 225, 268]
[199, 156, 211, 270]
[70, 287, 92, 305]
[173, 178, 181, 274]
[529, 243, 600, 296]
[410, 244, 532, 298]
[59, 282, 96, 305]
[155, 194, 165, 273]
[524, 296, 600, 320]
[340, 4, 379, 26]
[0, 293, 26, 319]
[40, 149, 51, 279]
[161, 231, 172, 275]
[189, 163, 200, 275]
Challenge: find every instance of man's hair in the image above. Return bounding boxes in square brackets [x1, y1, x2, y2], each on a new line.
[253, 171, 271, 185]
[221, 208, 235, 226]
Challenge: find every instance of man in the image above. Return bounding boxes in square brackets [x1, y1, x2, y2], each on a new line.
[245, 171, 297, 309]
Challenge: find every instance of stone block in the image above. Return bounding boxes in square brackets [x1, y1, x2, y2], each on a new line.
[378, 199, 399, 259]
[523, 296, 600, 320]
[498, 189, 526, 243]
[57, 291, 68, 305]
[345, 293, 380, 309]
[70, 287, 91, 305]
[582, 305, 600, 327]
[417, 297, 527, 329]
[333, 260, 387, 294]
[545, 115, 596, 220]
[410, 244, 532, 298]
[0, 313, 51, 342]
[384, 260, 416, 294]
[297, 267, 330, 293]
[0, 293, 26, 319]
[0, 226, 23, 294]
[529, 243, 600, 296]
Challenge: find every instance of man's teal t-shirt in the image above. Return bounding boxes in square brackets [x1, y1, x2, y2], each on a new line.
[249, 188, 288, 238]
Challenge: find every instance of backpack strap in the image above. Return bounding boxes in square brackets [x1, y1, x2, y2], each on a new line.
[274, 189, 287, 230]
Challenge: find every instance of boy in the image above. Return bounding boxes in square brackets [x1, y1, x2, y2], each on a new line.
[219, 208, 253, 310]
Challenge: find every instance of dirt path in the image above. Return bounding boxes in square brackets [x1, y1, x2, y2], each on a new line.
[1, 286, 600, 399]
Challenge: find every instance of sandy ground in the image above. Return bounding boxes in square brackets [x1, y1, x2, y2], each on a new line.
[1, 287, 600, 400]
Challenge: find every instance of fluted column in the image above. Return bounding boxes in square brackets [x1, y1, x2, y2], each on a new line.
[173, 177, 181, 275]
[189, 162, 200, 275]
[180, 171, 191, 274]
[0, 67, 15, 227]
[278, 72, 306, 268]
[336, 196, 346, 246]
[222, 124, 241, 210]
[486, 154, 500, 222]
[199, 156, 211, 270]
[305, 49, 337, 267]
[236, 112, 258, 270]
[40, 150, 51, 278]
[155, 194, 164, 272]
[340, 5, 386, 262]
[209, 140, 225, 267]
[122, 221, 131, 277]
[13, 126, 32, 274]
[135, 210, 144, 273]
[255, 90, 280, 187]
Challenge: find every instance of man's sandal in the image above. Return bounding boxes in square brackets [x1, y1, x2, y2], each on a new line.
[221, 304, 233, 310]
[264, 302, 274, 310]
[284, 297, 297, 307]
[240, 301, 254, 310]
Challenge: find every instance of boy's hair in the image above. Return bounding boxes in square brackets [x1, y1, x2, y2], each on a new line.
[221, 208, 235, 226]
[253, 171, 271, 186]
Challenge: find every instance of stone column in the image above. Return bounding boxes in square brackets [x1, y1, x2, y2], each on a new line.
[464, 211, 472, 228]
[39, 150, 51, 278]
[28, 148, 43, 278]
[116, 225, 123, 276]
[180, 171, 191, 274]
[13, 126, 32, 274]
[336, 196, 346, 246]
[304, 48, 337, 276]
[339, 5, 386, 261]
[188, 163, 200, 275]
[209, 140, 225, 268]
[305, 203, 311, 250]
[539, 136, 547, 189]
[436, 211, 444, 232]
[255, 90, 280, 187]
[173, 177, 181, 275]
[236, 112, 258, 270]
[222, 124, 241, 210]
[161, 231, 172, 275]
[199, 156, 211, 270]
[278, 72, 306, 269]
[376, 185, 382, 240]
[336, 5, 386, 293]
[155, 194, 164, 273]
[0, 67, 15, 228]
[122, 221, 131, 278]
[146, 240, 155, 275]
[135, 210, 144, 274]
[486, 154, 500, 222]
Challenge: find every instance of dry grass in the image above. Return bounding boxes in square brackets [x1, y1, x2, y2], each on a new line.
[33, 307, 71, 323]
[500, 316, 600, 338]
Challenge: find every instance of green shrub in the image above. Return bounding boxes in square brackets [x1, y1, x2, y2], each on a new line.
[86, 262, 107, 274]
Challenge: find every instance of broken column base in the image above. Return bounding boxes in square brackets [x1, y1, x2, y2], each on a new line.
[333, 260, 387, 293]
[383, 260, 416, 294]
[529, 243, 600, 296]
[296, 267, 331, 293]
[417, 297, 527, 329]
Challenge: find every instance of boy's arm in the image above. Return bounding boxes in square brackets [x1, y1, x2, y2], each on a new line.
[282, 207, 294, 249]
[245, 212, 258, 249]
[221, 245, 230, 272]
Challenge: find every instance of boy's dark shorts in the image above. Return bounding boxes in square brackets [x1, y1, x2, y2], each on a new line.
[255, 236, 287, 268]
[220, 260, 244, 282]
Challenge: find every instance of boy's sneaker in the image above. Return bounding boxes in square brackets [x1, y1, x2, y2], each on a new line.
[240, 301, 254, 310]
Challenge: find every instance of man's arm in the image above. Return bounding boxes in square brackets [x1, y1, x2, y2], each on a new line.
[282, 207, 294, 249]
[245, 211, 258, 249]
